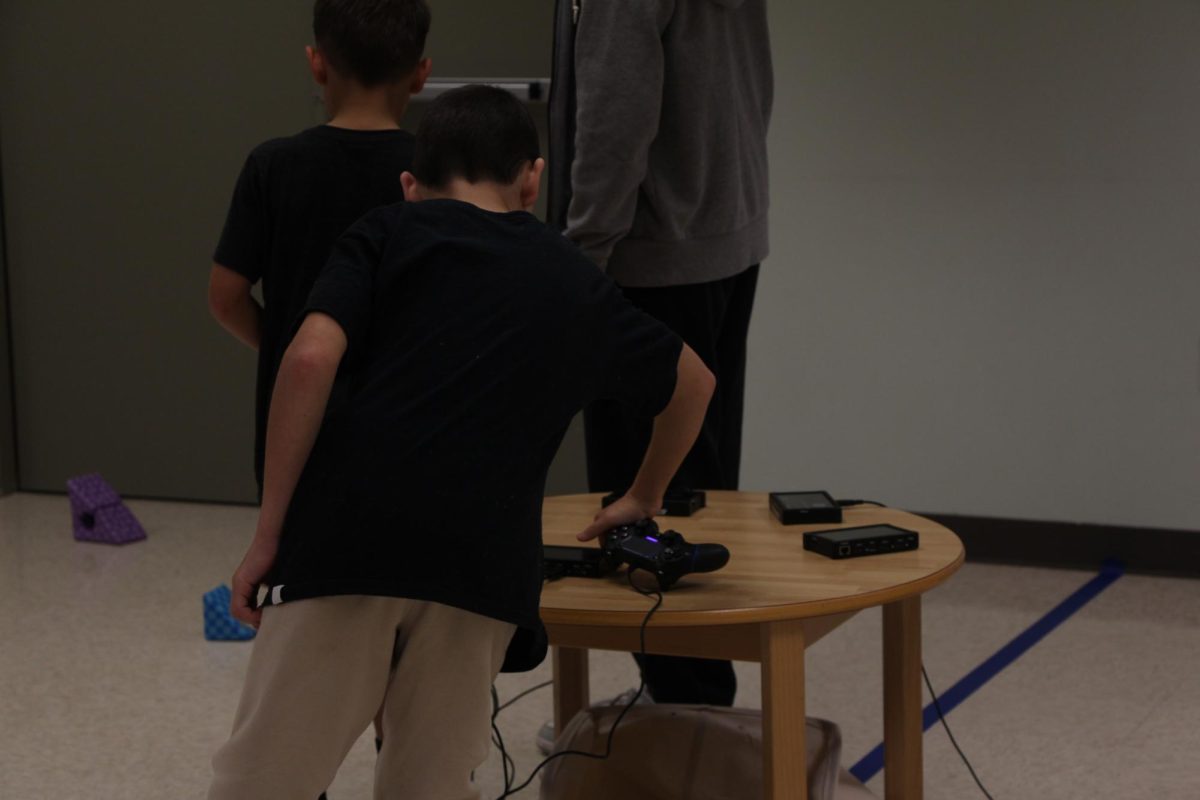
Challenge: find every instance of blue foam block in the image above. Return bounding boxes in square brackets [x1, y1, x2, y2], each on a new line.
[203, 584, 257, 641]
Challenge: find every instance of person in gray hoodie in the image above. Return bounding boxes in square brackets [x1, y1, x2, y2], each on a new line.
[541, 0, 773, 752]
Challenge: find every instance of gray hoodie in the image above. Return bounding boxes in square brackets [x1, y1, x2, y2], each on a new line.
[565, 0, 773, 287]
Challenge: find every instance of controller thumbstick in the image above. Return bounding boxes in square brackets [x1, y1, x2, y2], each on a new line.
[690, 543, 730, 574]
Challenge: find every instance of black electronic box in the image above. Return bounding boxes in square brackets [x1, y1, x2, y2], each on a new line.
[803, 524, 919, 559]
[543, 545, 617, 579]
[602, 488, 707, 517]
[769, 491, 843, 525]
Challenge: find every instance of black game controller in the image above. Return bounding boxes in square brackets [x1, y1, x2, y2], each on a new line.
[601, 519, 730, 590]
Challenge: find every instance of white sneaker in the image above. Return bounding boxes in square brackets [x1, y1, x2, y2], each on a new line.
[535, 687, 652, 755]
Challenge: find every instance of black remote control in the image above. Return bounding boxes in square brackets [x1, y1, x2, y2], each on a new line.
[601, 519, 730, 590]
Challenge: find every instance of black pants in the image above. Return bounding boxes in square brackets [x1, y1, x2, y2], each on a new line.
[584, 264, 759, 706]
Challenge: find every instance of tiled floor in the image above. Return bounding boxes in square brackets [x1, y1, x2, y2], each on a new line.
[1, 492, 1197, 799]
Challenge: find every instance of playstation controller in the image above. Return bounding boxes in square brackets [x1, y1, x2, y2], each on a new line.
[601, 518, 730, 590]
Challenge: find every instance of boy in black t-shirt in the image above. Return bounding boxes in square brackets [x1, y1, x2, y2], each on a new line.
[207, 86, 716, 799]
[208, 0, 432, 492]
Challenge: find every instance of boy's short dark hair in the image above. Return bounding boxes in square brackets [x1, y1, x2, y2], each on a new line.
[412, 85, 541, 189]
[313, 0, 431, 87]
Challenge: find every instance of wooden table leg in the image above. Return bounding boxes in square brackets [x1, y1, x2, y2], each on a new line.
[762, 619, 807, 800]
[552, 646, 590, 736]
[883, 596, 923, 799]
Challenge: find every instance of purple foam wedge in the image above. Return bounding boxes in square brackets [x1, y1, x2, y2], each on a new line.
[66, 473, 147, 544]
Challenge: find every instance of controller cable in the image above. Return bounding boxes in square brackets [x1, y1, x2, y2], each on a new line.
[922, 664, 996, 799]
[837, 498, 992, 795]
[491, 571, 663, 799]
[495, 679, 554, 714]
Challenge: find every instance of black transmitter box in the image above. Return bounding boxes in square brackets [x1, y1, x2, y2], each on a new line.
[803, 524, 919, 559]
[543, 545, 617, 580]
[602, 488, 707, 517]
[769, 491, 843, 525]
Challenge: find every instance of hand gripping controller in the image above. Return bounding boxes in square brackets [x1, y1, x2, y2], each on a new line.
[601, 519, 730, 590]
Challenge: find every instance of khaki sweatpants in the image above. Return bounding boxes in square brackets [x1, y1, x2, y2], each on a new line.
[207, 595, 515, 800]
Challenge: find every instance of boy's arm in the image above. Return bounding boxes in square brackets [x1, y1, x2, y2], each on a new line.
[208, 263, 263, 351]
[230, 312, 347, 626]
[578, 343, 715, 541]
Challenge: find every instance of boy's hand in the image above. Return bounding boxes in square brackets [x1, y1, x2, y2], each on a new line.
[230, 534, 280, 629]
[577, 492, 661, 542]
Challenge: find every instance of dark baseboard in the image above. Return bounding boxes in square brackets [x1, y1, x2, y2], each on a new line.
[923, 513, 1200, 578]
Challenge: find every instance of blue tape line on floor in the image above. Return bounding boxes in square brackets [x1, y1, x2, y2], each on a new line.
[848, 559, 1126, 784]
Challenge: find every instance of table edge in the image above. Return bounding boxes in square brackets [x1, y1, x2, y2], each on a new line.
[541, 546, 966, 628]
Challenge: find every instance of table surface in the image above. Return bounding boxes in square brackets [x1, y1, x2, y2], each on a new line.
[540, 491, 965, 627]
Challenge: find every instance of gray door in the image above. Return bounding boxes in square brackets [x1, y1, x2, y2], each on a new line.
[0, 0, 582, 503]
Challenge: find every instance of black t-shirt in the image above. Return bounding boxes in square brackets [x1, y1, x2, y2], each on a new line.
[213, 125, 415, 489]
[266, 200, 683, 670]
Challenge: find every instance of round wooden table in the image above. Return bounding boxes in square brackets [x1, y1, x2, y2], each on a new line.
[540, 491, 965, 800]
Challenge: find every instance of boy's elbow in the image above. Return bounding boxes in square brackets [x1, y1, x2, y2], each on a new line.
[208, 287, 233, 323]
[678, 345, 716, 400]
[208, 280, 244, 324]
[283, 313, 349, 377]
[693, 363, 716, 405]
[282, 342, 341, 379]
[281, 319, 347, 380]
[699, 364, 717, 398]
[208, 265, 253, 323]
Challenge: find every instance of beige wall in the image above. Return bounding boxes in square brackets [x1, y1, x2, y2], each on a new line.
[747, 0, 1200, 529]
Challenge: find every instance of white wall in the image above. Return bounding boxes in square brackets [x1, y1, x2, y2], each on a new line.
[743, 1, 1200, 529]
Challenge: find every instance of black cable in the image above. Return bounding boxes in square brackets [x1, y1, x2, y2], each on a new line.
[491, 687, 515, 790]
[922, 664, 995, 800]
[492, 571, 663, 799]
[836, 498, 887, 508]
[496, 679, 554, 714]
[488, 677, 557, 794]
